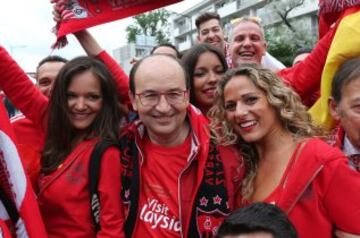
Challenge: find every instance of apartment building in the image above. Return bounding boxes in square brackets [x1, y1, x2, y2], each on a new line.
[171, 0, 319, 52]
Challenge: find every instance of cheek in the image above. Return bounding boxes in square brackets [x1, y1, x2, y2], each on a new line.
[193, 77, 207, 94]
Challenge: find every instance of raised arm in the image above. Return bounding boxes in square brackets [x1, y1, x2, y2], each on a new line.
[278, 26, 336, 105]
[0, 46, 48, 128]
[74, 30, 130, 107]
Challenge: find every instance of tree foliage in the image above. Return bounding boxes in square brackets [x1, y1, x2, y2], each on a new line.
[125, 9, 171, 44]
[265, 24, 317, 66]
[264, 0, 317, 66]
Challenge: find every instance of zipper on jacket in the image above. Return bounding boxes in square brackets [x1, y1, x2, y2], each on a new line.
[285, 165, 324, 214]
[177, 132, 200, 238]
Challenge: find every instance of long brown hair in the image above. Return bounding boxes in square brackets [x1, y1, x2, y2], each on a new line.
[42, 56, 124, 174]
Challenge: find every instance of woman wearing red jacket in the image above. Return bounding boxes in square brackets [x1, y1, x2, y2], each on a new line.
[0, 47, 126, 237]
[209, 64, 360, 237]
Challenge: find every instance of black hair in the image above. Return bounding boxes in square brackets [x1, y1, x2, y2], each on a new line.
[150, 43, 181, 59]
[195, 12, 221, 30]
[181, 43, 227, 105]
[331, 57, 360, 103]
[216, 203, 298, 238]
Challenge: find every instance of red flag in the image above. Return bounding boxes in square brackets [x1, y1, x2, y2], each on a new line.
[0, 101, 47, 238]
[52, 0, 182, 48]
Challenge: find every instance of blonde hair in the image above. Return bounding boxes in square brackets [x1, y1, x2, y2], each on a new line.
[230, 16, 266, 43]
[208, 63, 323, 200]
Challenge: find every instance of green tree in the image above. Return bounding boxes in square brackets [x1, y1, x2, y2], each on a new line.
[264, 0, 317, 66]
[266, 0, 305, 32]
[126, 9, 171, 44]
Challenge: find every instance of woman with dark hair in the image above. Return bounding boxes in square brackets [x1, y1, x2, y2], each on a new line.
[0, 46, 125, 237]
[209, 64, 360, 237]
[182, 43, 228, 114]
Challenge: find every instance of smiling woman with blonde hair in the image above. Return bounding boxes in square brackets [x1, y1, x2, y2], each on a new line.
[209, 63, 360, 238]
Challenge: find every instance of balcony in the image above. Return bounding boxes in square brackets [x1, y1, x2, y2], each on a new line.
[218, 1, 237, 18]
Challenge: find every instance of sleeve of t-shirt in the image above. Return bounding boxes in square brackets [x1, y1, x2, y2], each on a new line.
[97, 146, 126, 238]
[277, 26, 336, 104]
[323, 157, 360, 233]
[0, 46, 48, 130]
[96, 51, 131, 107]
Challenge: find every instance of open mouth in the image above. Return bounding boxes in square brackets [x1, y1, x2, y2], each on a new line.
[239, 120, 257, 131]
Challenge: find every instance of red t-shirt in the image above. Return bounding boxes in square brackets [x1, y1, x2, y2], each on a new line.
[133, 134, 191, 237]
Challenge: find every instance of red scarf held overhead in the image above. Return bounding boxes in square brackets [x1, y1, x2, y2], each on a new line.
[52, 0, 182, 49]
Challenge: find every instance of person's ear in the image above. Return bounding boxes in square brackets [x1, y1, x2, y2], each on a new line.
[129, 91, 137, 111]
[328, 97, 341, 121]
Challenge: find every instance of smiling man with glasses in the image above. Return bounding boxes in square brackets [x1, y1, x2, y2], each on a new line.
[118, 54, 244, 237]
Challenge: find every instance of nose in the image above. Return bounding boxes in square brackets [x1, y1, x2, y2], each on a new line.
[208, 71, 220, 84]
[242, 37, 252, 47]
[207, 30, 215, 39]
[74, 97, 87, 111]
[155, 94, 171, 113]
[234, 102, 248, 120]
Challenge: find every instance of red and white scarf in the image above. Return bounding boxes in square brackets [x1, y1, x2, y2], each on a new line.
[52, 0, 182, 48]
[0, 101, 47, 238]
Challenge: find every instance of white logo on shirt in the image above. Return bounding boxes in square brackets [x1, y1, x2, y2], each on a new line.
[139, 198, 181, 232]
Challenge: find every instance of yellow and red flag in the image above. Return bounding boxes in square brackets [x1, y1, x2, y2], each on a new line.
[309, 6, 360, 129]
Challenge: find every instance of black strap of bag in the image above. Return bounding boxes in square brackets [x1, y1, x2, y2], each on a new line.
[0, 187, 19, 224]
[89, 136, 139, 238]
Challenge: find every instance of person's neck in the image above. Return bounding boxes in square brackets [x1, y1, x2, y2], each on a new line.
[255, 128, 296, 162]
[147, 122, 190, 147]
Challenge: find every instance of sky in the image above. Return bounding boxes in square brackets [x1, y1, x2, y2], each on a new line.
[0, 0, 203, 72]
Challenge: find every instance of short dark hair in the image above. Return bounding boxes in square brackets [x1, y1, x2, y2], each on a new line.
[129, 54, 190, 95]
[331, 57, 360, 103]
[150, 43, 181, 59]
[195, 12, 221, 30]
[216, 203, 298, 238]
[37, 55, 68, 69]
[36, 55, 68, 79]
[182, 43, 227, 105]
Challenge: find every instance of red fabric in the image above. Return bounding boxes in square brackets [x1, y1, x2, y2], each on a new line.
[0, 219, 12, 238]
[38, 139, 124, 238]
[318, 0, 360, 38]
[122, 106, 244, 237]
[11, 115, 45, 152]
[11, 115, 44, 190]
[0, 45, 125, 237]
[133, 134, 190, 237]
[277, 26, 336, 107]
[239, 138, 360, 238]
[0, 101, 48, 238]
[52, 0, 182, 48]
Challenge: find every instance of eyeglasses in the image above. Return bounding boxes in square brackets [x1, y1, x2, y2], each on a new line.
[136, 90, 188, 107]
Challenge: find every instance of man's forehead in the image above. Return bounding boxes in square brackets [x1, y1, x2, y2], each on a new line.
[135, 56, 186, 89]
[199, 19, 221, 30]
[233, 22, 263, 36]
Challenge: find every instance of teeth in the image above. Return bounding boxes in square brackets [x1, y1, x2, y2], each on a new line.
[240, 121, 256, 128]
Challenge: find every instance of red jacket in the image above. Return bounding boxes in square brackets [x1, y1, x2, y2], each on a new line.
[238, 138, 360, 237]
[120, 106, 244, 238]
[37, 138, 124, 238]
[0, 46, 125, 237]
